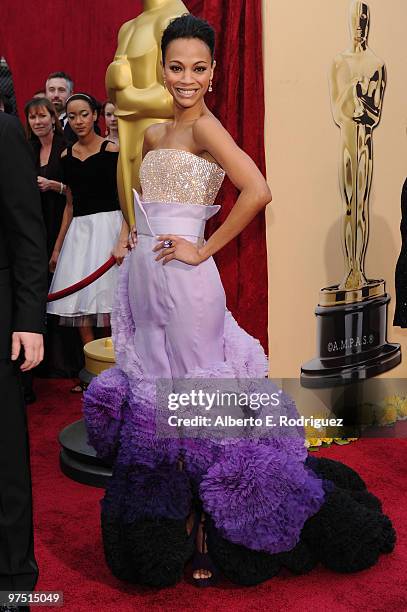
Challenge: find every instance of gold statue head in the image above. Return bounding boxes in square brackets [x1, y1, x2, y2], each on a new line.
[349, 1, 370, 44]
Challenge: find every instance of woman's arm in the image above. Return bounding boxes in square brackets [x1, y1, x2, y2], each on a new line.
[195, 116, 271, 260]
[155, 115, 271, 265]
[37, 177, 67, 194]
[49, 186, 73, 272]
[112, 218, 130, 265]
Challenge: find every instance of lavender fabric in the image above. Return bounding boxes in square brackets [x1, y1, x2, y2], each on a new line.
[83, 195, 326, 555]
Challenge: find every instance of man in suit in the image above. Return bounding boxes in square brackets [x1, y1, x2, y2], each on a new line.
[0, 113, 47, 610]
[45, 71, 77, 144]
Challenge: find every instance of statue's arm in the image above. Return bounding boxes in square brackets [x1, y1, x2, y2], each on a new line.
[328, 58, 353, 125]
[354, 63, 386, 127]
[105, 56, 172, 117]
[115, 20, 133, 55]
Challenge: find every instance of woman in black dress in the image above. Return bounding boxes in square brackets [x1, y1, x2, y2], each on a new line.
[25, 97, 83, 378]
[47, 93, 128, 367]
[25, 97, 66, 262]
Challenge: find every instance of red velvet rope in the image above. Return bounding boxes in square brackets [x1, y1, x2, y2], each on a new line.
[47, 256, 116, 302]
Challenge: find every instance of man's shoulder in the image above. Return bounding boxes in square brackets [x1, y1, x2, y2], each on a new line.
[0, 113, 23, 138]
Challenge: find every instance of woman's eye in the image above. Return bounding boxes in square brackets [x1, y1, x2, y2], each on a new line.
[169, 65, 181, 72]
[195, 66, 206, 72]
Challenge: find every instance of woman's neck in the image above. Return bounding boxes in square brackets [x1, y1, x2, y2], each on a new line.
[108, 128, 119, 141]
[39, 132, 53, 148]
[77, 132, 99, 148]
[172, 100, 206, 126]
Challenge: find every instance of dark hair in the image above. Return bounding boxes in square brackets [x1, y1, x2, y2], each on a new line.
[24, 97, 63, 140]
[161, 14, 215, 64]
[66, 93, 100, 113]
[46, 71, 74, 93]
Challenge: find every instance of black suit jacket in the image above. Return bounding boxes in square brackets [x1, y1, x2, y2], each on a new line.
[63, 120, 78, 146]
[0, 113, 48, 359]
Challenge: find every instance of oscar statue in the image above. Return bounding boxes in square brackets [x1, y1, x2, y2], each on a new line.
[105, 0, 188, 226]
[301, 1, 400, 387]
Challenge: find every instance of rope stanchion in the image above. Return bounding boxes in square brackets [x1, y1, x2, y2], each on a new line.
[47, 255, 116, 302]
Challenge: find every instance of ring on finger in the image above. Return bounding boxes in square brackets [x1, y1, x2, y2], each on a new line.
[163, 239, 173, 248]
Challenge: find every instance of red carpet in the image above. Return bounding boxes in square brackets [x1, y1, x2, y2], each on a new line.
[29, 379, 407, 612]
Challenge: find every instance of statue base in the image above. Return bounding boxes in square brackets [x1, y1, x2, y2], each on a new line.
[59, 337, 116, 487]
[301, 293, 401, 388]
[59, 420, 112, 488]
[319, 278, 385, 306]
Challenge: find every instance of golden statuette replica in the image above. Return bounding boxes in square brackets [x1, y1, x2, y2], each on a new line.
[321, 0, 386, 306]
[301, 0, 400, 387]
[106, 0, 188, 226]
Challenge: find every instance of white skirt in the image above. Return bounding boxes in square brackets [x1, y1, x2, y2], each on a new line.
[47, 210, 122, 325]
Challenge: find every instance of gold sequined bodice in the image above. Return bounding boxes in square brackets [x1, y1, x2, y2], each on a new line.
[140, 149, 225, 205]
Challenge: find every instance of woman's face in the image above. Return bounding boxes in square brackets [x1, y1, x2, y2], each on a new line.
[28, 106, 54, 138]
[67, 99, 96, 138]
[104, 102, 117, 133]
[162, 37, 214, 109]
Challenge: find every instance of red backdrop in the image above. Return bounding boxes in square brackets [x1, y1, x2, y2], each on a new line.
[1, 0, 268, 350]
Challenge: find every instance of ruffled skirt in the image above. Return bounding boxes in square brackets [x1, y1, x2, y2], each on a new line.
[83, 202, 395, 586]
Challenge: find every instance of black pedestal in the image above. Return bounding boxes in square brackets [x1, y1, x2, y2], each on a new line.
[59, 419, 112, 488]
[301, 294, 401, 388]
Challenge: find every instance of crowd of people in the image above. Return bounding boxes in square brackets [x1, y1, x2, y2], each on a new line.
[1, 72, 124, 395]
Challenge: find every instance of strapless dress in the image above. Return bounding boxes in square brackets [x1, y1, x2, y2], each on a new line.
[83, 149, 395, 587]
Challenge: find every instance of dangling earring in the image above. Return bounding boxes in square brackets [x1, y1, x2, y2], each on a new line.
[208, 79, 213, 92]
[163, 78, 167, 89]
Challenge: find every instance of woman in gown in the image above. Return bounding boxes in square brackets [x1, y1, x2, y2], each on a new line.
[84, 15, 395, 587]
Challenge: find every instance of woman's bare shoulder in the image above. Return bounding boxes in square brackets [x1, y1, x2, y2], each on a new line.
[143, 122, 170, 155]
[193, 113, 223, 134]
[105, 141, 119, 152]
[145, 122, 169, 143]
[192, 114, 234, 155]
[192, 114, 231, 151]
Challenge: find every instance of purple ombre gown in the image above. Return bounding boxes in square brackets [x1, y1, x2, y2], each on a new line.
[84, 149, 395, 587]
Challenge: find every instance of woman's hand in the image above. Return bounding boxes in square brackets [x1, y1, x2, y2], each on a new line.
[37, 176, 52, 192]
[112, 240, 129, 266]
[49, 249, 60, 273]
[153, 235, 205, 266]
[128, 226, 138, 249]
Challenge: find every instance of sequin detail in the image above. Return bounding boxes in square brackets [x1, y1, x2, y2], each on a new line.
[140, 149, 225, 206]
